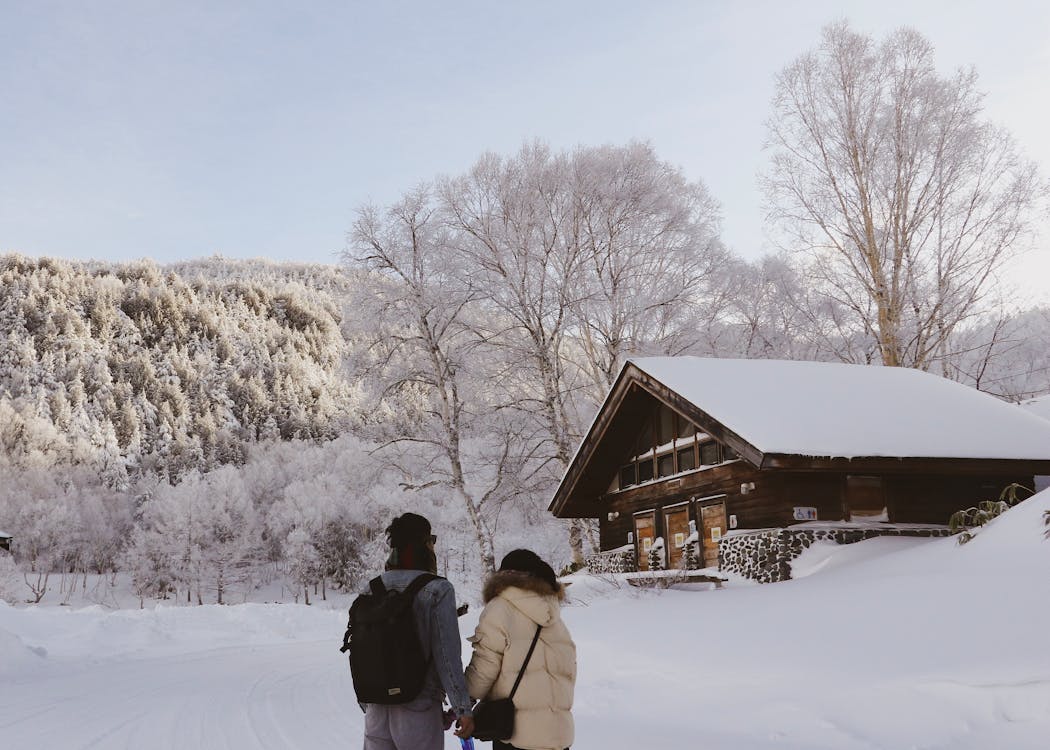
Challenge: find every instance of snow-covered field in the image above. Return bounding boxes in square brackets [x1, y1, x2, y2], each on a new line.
[3, 491, 1049, 750]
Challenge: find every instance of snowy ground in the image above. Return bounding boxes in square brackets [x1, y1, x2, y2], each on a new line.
[3, 492, 1049, 749]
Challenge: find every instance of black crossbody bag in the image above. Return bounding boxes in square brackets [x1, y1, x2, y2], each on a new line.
[471, 624, 543, 742]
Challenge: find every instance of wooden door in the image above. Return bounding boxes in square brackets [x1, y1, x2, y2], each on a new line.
[699, 502, 727, 569]
[846, 475, 887, 521]
[663, 506, 690, 569]
[633, 512, 656, 571]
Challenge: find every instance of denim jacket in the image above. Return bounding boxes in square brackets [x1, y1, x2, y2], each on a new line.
[370, 569, 473, 717]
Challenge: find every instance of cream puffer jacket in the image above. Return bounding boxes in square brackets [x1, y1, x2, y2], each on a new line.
[465, 570, 576, 750]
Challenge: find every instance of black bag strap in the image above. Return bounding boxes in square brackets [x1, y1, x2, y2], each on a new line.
[403, 573, 439, 598]
[508, 625, 543, 700]
[369, 573, 440, 599]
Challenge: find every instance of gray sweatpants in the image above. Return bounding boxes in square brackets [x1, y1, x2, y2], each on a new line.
[363, 698, 444, 750]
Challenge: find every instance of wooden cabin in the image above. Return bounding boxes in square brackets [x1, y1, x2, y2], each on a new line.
[550, 358, 1050, 581]
[0, 530, 11, 552]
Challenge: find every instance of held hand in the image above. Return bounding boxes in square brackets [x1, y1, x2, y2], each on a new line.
[454, 715, 475, 739]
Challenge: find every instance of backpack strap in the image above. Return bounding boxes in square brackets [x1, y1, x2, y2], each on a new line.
[369, 576, 386, 596]
[507, 625, 543, 701]
[403, 573, 439, 598]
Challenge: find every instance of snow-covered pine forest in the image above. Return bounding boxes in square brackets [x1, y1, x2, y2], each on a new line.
[3, 132, 1050, 606]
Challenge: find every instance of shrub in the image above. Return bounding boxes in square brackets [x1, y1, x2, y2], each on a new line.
[949, 483, 1033, 545]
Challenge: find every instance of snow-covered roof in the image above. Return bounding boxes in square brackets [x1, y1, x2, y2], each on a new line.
[631, 357, 1050, 461]
[0, 530, 11, 538]
[1021, 394, 1050, 423]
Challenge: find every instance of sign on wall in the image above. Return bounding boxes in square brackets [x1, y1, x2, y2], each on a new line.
[793, 506, 819, 521]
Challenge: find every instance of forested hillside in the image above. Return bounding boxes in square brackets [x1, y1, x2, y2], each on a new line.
[0, 254, 357, 485]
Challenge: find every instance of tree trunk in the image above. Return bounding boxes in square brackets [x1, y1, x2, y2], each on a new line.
[569, 520, 585, 568]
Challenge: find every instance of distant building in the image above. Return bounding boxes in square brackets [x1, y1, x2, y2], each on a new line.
[550, 358, 1050, 582]
[1021, 394, 1050, 492]
[0, 530, 11, 552]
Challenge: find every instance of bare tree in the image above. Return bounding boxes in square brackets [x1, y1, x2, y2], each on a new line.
[347, 187, 521, 574]
[440, 145, 593, 564]
[764, 22, 1044, 369]
[946, 305, 1050, 401]
[440, 142, 736, 565]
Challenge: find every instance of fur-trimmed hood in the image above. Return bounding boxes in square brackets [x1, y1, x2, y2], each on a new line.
[483, 569, 565, 603]
[482, 571, 566, 626]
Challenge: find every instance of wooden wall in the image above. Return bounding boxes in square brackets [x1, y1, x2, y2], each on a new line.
[600, 461, 748, 550]
[598, 466, 1034, 552]
[598, 463, 848, 551]
[886, 474, 1034, 524]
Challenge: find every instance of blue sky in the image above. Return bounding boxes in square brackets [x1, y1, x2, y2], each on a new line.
[1, 1, 1048, 300]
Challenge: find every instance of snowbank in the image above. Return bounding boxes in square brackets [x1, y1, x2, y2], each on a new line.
[0, 600, 345, 671]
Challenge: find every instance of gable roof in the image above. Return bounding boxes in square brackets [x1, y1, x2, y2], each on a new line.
[549, 357, 1050, 517]
[634, 357, 1050, 461]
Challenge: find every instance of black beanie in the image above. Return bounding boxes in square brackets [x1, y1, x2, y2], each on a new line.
[499, 549, 558, 590]
[385, 513, 436, 573]
[386, 512, 431, 548]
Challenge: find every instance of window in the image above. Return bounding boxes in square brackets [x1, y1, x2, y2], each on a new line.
[723, 444, 738, 461]
[700, 441, 720, 466]
[636, 416, 654, 454]
[657, 407, 675, 446]
[676, 416, 696, 440]
[616, 404, 730, 491]
[619, 464, 636, 490]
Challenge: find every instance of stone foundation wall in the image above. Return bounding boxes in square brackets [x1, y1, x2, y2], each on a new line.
[720, 525, 954, 583]
[586, 547, 637, 574]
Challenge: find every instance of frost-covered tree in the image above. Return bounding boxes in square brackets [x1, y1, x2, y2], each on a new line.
[945, 306, 1050, 401]
[439, 142, 732, 564]
[127, 469, 261, 605]
[347, 188, 529, 573]
[0, 254, 361, 483]
[567, 142, 730, 394]
[764, 22, 1045, 370]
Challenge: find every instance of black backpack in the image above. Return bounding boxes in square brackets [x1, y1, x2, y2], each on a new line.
[340, 573, 439, 704]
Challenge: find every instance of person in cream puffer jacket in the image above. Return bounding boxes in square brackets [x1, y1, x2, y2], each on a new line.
[465, 550, 576, 750]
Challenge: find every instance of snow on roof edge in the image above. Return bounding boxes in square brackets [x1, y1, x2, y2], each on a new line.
[627, 356, 1050, 462]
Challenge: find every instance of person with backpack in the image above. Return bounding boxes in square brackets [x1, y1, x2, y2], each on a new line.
[464, 549, 576, 750]
[346, 512, 475, 750]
